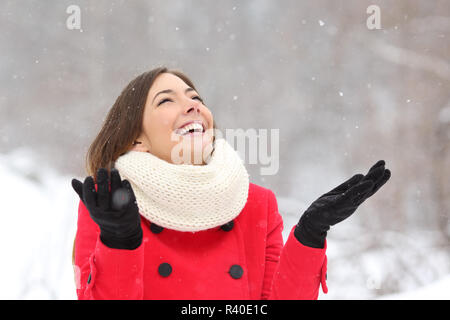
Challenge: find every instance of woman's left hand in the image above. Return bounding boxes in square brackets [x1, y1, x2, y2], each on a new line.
[294, 160, 391, 248]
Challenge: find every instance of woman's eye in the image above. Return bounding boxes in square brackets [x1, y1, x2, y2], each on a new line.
[158, 96, 203, 106]
[158, 98, 171, 106]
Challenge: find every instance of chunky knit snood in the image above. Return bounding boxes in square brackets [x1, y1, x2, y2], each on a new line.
[114, 138, 250, 232]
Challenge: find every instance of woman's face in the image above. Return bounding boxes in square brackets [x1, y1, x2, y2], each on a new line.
[131, 73, 214, 165]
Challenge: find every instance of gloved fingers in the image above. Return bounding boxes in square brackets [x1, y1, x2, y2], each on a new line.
[324, 160, 385, 198]
[96, 168, 110, 211]
[82, 176, 97, 209]
[368, 160, 385, 173]
[327, 174, 364, 196]
[71, 178, 83, 201]
[365, 168, 391, 198]
[361, 165, 385, 185]
[122, 179, 137, 206]
[343, 180, 374, 203]
[362, 160, 385, 181]
[110, 168, 122, 193]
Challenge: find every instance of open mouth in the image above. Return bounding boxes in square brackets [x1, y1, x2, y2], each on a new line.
[176, 122, 205, 136]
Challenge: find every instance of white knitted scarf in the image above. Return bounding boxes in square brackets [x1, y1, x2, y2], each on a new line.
[114, 138, 249, 232]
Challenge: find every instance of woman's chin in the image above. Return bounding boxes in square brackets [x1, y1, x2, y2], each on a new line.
[169, 139, 214, 165]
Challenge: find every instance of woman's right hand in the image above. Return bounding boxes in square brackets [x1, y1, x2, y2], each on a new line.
[71, 168, 143, 250]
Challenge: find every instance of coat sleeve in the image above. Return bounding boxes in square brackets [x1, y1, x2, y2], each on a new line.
[73, 199, 145, 300]
[262, 190, 328, 300]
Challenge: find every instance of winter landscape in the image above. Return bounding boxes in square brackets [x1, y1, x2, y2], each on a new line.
[0, 1, 448, 299]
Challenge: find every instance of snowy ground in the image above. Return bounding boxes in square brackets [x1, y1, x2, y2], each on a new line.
[0, 148, 78, 299]
[0, 148, 448, 300]
[378, 274, 450, 300]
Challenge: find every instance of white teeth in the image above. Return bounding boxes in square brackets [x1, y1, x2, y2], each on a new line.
[177, 122, 204, 135]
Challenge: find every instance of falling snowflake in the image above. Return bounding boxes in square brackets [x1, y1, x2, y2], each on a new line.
[112, 188, 131, 210]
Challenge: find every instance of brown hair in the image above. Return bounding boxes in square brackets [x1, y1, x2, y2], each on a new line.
[72, 66, 217, 266]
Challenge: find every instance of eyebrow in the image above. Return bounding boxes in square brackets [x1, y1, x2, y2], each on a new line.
[152, 87, 196, 104]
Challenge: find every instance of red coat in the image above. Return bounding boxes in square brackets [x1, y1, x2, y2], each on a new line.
[74, 182, 328, 299]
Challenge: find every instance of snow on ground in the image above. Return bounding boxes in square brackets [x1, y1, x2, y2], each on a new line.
[378, 274, 450, 300]
[0, 148, 78, 299]
[0, 147, 448, 299]
[274, 196, 450, 300]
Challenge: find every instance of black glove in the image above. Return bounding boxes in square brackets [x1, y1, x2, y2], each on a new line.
[72, 168, 143, 250]
[294, 160, 391, 248]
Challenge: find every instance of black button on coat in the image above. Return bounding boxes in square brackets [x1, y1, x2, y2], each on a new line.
[220, 221, 234, 231]
[150, 223, 164, 234]
[229, 264, 244, 279]
[158, 263, 172, 277]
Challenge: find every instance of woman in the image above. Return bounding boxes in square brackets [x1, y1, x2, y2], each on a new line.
[71, 67, 391, 300]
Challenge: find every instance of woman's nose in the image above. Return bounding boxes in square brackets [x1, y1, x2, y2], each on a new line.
[184, 103, 201, 114]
